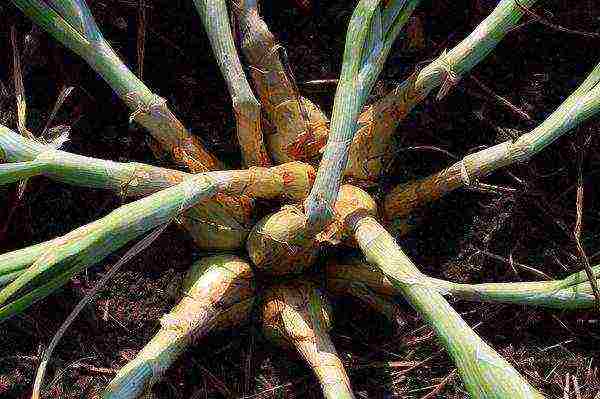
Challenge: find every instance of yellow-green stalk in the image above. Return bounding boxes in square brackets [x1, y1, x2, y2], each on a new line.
[0, 162, 314, 321]
[345, 70, 424, 187]
[305, 0, 421, 233]
[262, 281, 356, 399]
[103, 255, 255, 399]
[384, 61, 600, 231]
[345, 0, 539, 186]
[12, 0, 220, 172]
[193, 0, 270, 167]
[0, 125, 315, 252]
[335, 187, 543, 398]
[232, 1, 330, 164]
[327, 257, 600, 310]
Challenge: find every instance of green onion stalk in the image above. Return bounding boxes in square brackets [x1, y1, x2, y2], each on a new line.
[0, 124, 254, 252]
[12, 0, 220, 172]
[345, 0, 539, 187]
[193, 0, 270, 167]
[0, 241, 58, 287]
[335, 184, 543, 398]
[0, 123, 315, 255]
[324, 187, 423, 325]
[304, 0, 421, 234]
[383, 61, 600, 232]
[262, 281, 356, 399]
[327, 257, 600, 310]
[232, 0, 330, 164]
[0, 161, 314, 321]
[103, 255, 255, 399]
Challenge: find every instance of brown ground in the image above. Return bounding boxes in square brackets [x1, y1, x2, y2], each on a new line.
[1, 0, 600, 398]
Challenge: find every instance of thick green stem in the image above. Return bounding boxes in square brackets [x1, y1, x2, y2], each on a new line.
[0, 163, 313, 321]
[0, 123, 251, 250]
[328, 257, 600, 310]
[104, 255, 255, 399]
[194, 0, 270, 167]
[305, 0, 420, 233]
[0, 242, 53, 286]
[0, 125, 315, 252]
[344, 215, 542, 397]
[12, 0, 221, 172]
[384, 61, 600, 225]
[345, 0, 538, 186]
[0, 125, 313, 201]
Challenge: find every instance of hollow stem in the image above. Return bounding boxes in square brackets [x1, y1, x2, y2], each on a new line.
[232, 1, 329, 164]
[262, 281, 356, 399]
[103, 255, 255, 399]
[193, 0, 270, 167]
[345, 215, 543, 398]
[331, 186, 542, 397]
[305, 0, 420, 233]
[0, 125, 251, 250]
[327, 257, 600, 310]
[0, 242, 55, 286]
[12, 0, 221, 172]
[383, 61, 600, 227]
[345, 0, 538, 186]
[0, 163, 314, 321]
[0, 125, 314, 201]
[1, 125, 315, 251]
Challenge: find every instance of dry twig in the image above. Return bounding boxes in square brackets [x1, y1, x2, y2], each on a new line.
[573, 133, 600, 309]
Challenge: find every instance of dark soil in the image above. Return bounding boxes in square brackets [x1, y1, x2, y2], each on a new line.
[1, 0, 600, 398]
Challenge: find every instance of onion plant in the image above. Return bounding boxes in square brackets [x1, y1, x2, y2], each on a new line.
[8, 0, 268, 257]
[2, 0, 598, 398]
[305, 0, 421, 233]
